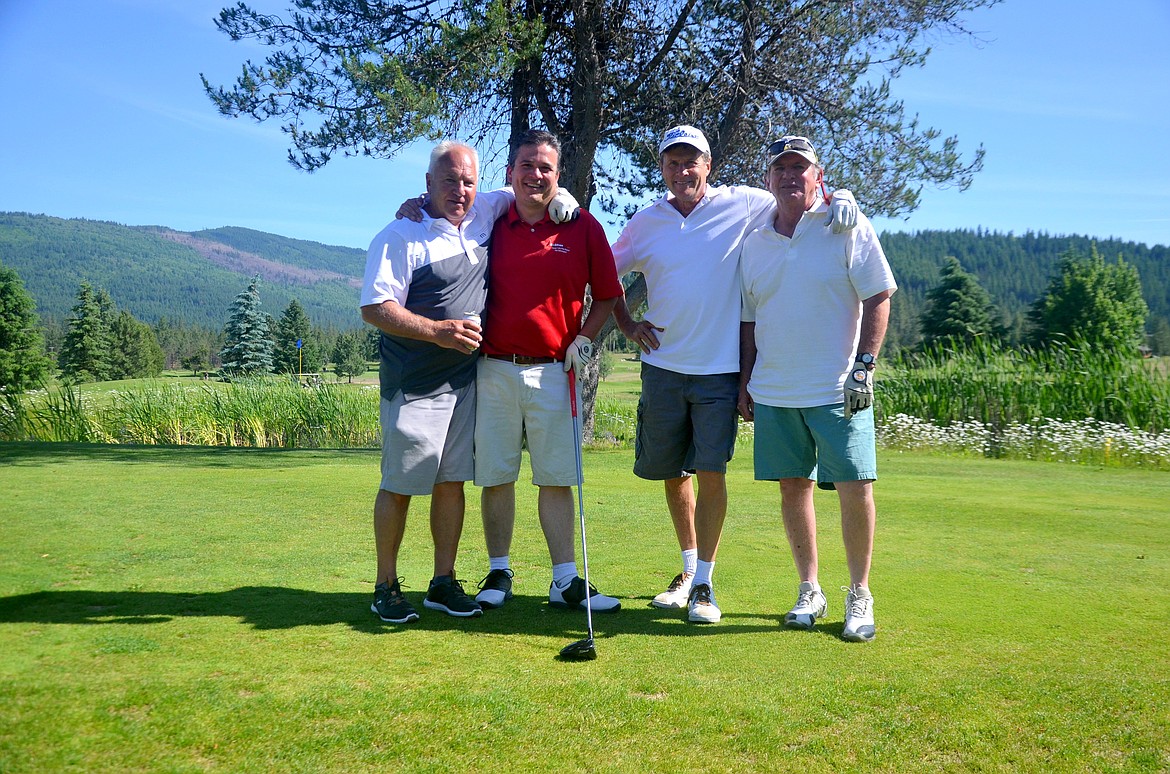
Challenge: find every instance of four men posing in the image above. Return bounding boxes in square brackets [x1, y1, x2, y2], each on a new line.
[360, 125, 894, 641]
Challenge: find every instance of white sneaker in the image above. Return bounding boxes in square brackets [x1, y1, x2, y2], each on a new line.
[784, 581, 827, 630]
[549, 576, 621, 613]
[842, 585, 876, 642]
[687, 583, 721, 623]
[651, 572, 694, 609]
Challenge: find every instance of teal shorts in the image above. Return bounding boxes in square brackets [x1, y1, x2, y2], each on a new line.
[752, 403, 877, 487]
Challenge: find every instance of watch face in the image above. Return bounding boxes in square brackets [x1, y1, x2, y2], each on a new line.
[859, 353, 875, 365]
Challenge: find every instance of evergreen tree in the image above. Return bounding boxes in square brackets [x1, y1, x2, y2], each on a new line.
[1028, 245, 1148, 352]
[109, 310, 165, 379]
[919, 256, 1003, 348]
[0, 262, 52, 391]
[219, 275, 274, 376]
[1147, 317, 1170, 357]
[59, 281, 113, 383]
[363, 327, 381, 361]
[273, 299, 325, 374]
[331, 331, 368, 383]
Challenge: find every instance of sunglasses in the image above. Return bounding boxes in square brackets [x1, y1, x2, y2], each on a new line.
[766, 137, 816, 157]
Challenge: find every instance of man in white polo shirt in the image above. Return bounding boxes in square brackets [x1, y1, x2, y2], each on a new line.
[612, 125, 858, 623]
[738, 135, 896, 642]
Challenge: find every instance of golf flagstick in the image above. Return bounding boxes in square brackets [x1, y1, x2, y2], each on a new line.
[559, 367, 597, 661]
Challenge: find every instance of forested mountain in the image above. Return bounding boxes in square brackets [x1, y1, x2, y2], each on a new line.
[2, 212, 1166, 349]
[0, 213, 365, 330]
[878, 228, 1169, 350]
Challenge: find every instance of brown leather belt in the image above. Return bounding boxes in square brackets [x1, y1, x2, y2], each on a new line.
[486, 354, 559, 365]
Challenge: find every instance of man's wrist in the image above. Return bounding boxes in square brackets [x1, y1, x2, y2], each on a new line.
[855, 352, 876, 370]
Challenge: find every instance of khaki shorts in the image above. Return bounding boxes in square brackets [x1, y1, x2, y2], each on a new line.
[379, 382, 475, 495]
[473, 358, 579, 487]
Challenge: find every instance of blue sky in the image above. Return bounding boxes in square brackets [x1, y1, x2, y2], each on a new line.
[1, 0, 1168, 251]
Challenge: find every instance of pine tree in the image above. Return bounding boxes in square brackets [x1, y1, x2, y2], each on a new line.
[109, 310, 165, 379]
[219, 275, 274, 376]
[0, 262, 52, 391]
[59, 281, 113, 383]
[919, 256, 1004, 348]
[1028, 245, 1148, 352]
[331, 331, 368, 383]
[273, 299, 324, 374]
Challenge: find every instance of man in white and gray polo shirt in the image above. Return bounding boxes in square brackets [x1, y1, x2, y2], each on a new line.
[363, 140, 579, 624]
[612, 125, 858, 624]
[360, 140, 510, 624]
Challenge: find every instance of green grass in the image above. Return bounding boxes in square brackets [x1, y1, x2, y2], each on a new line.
[1, 443, 1167, 772]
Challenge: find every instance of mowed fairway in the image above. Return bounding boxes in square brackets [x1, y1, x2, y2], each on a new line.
[1, 442, 1167, 772]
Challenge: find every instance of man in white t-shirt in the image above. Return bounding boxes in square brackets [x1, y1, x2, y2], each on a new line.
[611, 125, 858, 624]
[738, 135, 897, 642]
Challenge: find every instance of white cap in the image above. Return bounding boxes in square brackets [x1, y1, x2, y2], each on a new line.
[659, 125, 711, 156]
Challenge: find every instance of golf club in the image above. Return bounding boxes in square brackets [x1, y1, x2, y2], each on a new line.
[558, 368, 597, 661]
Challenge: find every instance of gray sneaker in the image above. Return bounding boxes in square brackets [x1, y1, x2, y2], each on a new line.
[370, 578, 419, 624]
[842, 585, 876, 642]
[784, 581, 827, 630]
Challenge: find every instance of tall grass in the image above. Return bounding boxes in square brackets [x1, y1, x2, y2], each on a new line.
[1, 378, 380, 448]
[3, 345, 1169, 468]
[882, 338, 1170, 432]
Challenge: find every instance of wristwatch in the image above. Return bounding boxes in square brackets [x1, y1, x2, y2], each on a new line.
[855, 352, 876, 370]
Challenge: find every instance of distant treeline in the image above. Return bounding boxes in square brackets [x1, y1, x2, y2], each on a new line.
[878, 228, 1170, 351]
[2, 213, 1167, 352]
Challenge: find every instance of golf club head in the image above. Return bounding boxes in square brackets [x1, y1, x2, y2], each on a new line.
[558, 637, 597, 661]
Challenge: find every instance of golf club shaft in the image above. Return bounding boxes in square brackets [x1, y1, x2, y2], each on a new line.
[568, 369, 594, 641]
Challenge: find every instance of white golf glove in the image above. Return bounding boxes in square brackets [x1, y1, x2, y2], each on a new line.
[826, 189, 858, 234]
[549, 189, 580, 223]
[843, 365, 874, 419]
[563, 335, 595, 374]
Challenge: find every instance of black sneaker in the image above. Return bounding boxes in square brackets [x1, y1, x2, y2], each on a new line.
[475, 568, 515, 609]
[370, 578, 419, 623]
[549, 576, 621, 612]
[424, 576, 483, 618]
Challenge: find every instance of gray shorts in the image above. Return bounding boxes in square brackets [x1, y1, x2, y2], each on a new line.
[379, 382, 475, 496]
[752, 403, 877, 487]
[633, 362, 739, 480]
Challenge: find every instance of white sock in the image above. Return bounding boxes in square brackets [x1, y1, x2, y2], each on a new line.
[552, 562, 577, 588]
[489, 555, 510, 572]
[693, 559, 714, 589]
[682, 548, 698, 575]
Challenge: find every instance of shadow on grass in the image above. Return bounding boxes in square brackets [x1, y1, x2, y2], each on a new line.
[0, 588, 786, 639]
[0, 442, 376, 468]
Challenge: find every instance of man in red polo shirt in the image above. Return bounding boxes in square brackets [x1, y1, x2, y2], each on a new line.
[472, 129, 625, 614]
